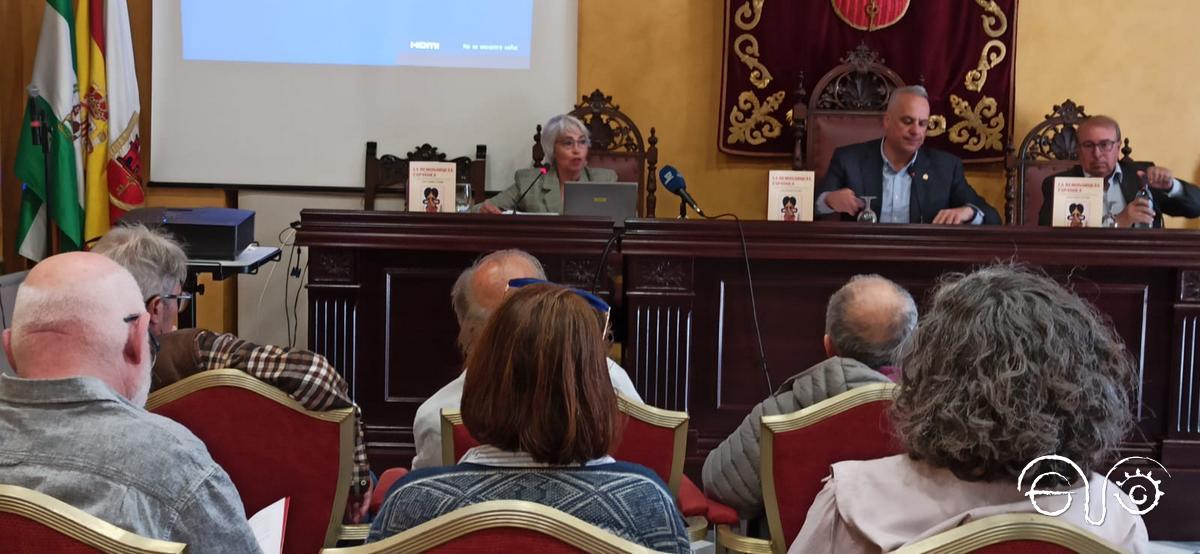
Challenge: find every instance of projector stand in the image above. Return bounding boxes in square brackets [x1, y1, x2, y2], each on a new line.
[180, 245, 282, 329]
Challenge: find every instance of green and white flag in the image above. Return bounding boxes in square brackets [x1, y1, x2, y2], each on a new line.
[15, 0, 85, 261]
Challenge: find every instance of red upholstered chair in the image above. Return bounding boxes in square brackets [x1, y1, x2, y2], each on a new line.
[890, 513, 1125, 554]
[533, 89, 660, 217]
[716, 382, 902, 554]
[0, 484, 186, 554]
[439, 408, 479, 466]
[320, 500, 656, 553]
[146, 369, 355, 554]
[791, 43, 906, 183]
[1003, 99, 1139, 225]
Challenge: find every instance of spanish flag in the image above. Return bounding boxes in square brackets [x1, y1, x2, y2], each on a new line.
[76, 0, 144, 245]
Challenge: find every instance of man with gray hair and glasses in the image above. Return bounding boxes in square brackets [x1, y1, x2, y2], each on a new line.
[409, 248, 640, 469]
[92, 224, 374, 523]
[1038, 114, 1200, 228]
[817, 85, 999, 224]
[702, 274, 916, 518]
[0, 252, 259, 551]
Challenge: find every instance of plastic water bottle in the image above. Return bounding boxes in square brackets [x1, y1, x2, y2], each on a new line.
[1132, 177, 1154, 229]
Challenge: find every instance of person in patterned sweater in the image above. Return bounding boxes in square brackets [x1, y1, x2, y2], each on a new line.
[93, 224, 373, 523]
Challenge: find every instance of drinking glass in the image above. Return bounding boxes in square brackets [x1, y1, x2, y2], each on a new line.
[857, 196, 878, 223]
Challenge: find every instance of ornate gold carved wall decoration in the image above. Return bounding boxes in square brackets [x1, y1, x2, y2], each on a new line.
[727, 90, 786, 145]
[948, 94, 1005, 152]
[975, 0, 1008, 37]
[735, 0, 765, 30]
[964, 39, 1007, 92]
[926, 115, 947, 137]
[734, 34, 774, 89]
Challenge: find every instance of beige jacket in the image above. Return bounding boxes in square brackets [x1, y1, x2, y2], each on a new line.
[788, 454, 1148, 553]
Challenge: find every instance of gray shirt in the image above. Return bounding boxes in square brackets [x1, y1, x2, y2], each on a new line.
[0, 375, 261, 553]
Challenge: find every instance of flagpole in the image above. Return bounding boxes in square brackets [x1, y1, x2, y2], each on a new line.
[27, 90, 59, 258]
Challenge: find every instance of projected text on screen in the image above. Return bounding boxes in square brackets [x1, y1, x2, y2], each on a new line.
[181, 0, 533, 70]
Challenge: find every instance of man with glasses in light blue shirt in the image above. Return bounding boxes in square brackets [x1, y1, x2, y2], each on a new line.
[816, 85, 1000, 225]
[1038, 115, 1200, 227]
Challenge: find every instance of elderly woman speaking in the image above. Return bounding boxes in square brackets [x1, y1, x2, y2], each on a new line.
[475, 114, 616, 214]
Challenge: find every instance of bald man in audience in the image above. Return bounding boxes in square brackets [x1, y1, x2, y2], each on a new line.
[409, 249, 641, 469]
[703, 275, 916, 518]
[0, 252, 260, 552]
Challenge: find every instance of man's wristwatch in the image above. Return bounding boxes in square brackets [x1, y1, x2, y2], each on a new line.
[965, 204, 983, 222]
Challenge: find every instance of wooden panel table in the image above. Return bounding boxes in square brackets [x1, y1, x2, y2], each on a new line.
[299, 210, 1200, 538]
[621, 219, 1200, 539]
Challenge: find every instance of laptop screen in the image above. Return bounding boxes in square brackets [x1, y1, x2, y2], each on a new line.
[562, 182, 638, 225]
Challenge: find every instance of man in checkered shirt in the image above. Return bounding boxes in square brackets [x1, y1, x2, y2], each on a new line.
[93, 224, 373, 523]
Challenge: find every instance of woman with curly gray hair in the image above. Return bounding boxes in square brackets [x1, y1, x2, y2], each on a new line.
[474, 114, 617, 214]
[789, 265, 1149, 553]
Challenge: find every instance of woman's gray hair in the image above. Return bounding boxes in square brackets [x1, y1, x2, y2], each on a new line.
[891, 264, 1136, 484]
[540, 114, 590, 167]
[90, 224, 188, 301]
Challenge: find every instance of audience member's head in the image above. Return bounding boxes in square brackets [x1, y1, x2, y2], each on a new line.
[892, 265, 1136, 483]
[461, 283, 618, 465]
[450, 249, 546, 357]
[92, 224, 189, 337]
[823, 274, 917, 369]
[3, 252, 154, 406]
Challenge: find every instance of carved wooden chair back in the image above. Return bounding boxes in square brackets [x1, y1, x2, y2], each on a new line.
[793, 43, 906, 183]
[0, 484, 187, 553]
[1004, 99, 1137, 225]
[364, 142, 486, 210]
[533, 89, 659, 217]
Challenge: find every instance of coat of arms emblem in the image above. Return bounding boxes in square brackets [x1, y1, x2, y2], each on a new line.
[831, 0, 910, 31]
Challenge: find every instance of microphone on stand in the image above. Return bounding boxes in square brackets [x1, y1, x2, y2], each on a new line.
[511, 164, 550, 210]
[27, 85, 44, 147]
[659, 165, 705, 217]
[908, 168, 924, 223]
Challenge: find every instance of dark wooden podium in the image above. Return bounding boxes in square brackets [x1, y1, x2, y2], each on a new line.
[299, 210, 1200, 539]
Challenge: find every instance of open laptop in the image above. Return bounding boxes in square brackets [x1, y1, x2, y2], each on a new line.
[563, 182, 638, 226]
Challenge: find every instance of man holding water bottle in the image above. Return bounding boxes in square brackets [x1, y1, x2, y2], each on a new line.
[1038, 115, 1200, 228]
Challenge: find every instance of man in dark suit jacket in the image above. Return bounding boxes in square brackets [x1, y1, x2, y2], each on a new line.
[1038, 115, 1200, 227]
[817, 85, 1000, 224]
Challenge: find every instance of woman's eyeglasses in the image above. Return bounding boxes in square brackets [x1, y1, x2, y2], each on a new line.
[506, 278, 611, 337]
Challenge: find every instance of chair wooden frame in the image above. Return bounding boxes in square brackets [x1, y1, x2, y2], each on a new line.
[146, 368, 355, 550]
[890, 513, 1126, 554]
[439, 408, 466, 466]
[716, 382, 900, 554]
[791, 43, 906, 173]
[533, 89, 659, 217]
[615, 393, 688, 498]
[321, 500, 655, 553]
[0, 484, 187, 554]
[364, 141, 486, 210]
[1003, 99, 1136, 225]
